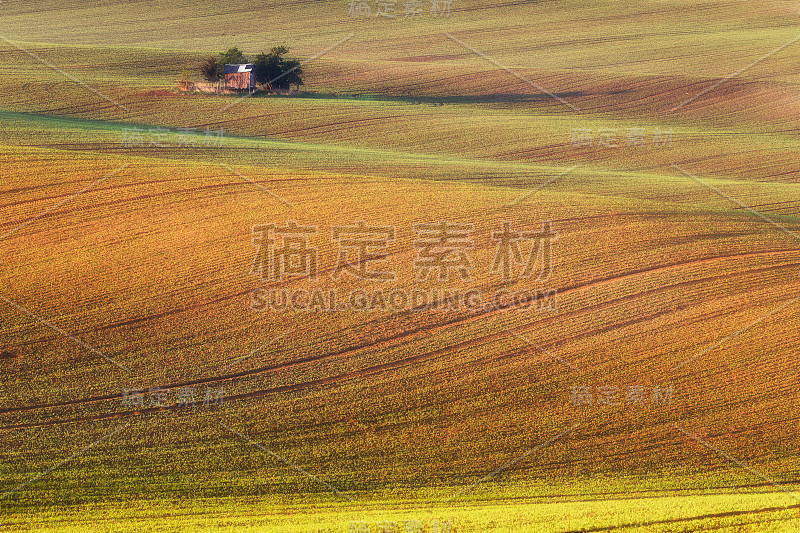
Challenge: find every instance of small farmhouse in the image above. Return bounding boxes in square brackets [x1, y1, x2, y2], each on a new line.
[223, 63, 255, 91]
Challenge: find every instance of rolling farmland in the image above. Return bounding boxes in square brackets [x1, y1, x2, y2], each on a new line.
[1, 0, 800, 531]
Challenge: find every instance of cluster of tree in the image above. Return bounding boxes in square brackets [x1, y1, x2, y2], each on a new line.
[199, 47, 303, 92]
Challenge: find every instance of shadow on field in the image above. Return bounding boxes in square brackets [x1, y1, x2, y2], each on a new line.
[254, 90, 611, 105]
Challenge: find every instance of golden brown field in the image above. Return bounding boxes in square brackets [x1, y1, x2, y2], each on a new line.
[1, 0, 799, 531]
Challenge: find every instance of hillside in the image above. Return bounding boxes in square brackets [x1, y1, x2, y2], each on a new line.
[1, 1, 799, 531]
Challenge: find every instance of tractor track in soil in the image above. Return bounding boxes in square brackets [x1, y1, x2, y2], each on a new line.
[2, 249, 797, 429]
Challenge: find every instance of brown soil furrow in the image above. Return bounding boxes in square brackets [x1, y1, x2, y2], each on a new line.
[2, 258, 795, 425]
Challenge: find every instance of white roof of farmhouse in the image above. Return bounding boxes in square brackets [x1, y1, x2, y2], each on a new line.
[223, 64, 254, 74]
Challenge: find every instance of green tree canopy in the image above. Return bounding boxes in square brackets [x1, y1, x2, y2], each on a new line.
[199, 56, 222, 83]
[253, 46, 303, 92]
[219, 47, 246, 66]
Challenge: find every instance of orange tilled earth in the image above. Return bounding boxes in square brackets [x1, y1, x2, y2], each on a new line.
[0, 0, 798, 514]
